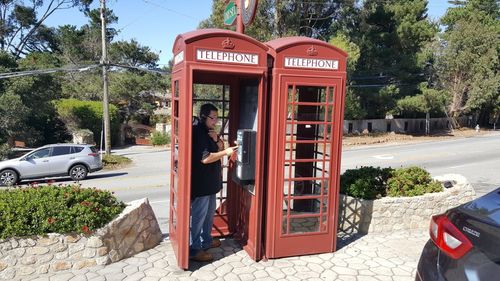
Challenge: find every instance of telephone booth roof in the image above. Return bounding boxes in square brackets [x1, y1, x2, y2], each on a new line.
[266, 37, 348, 72]
[172, 29, 269, 70]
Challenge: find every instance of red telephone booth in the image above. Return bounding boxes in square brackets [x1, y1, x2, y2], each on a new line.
[170, 29, 269, 269]
[264, 37, 348, 258]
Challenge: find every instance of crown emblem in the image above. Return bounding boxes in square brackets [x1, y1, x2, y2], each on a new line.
[222, 38, 235, 49]
[307, 46, 318, 56]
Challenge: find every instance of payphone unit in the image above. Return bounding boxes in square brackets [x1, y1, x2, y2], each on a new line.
[234, 129, 256, 184]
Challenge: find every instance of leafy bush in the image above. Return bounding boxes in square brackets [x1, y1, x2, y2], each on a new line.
[55, 99, 120, 145]
[102, 154, 132, 169]
[341, 166, 442, 199]
[387, 166, 442, 197]
[151, 131, 170, 146]
[0, 143, 13, 161]
[340, 166, 393, 199]
[150, 114, 170, 125]
[0, 184, 125, 239]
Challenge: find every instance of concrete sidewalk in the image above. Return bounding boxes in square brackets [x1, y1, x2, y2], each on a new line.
[25, 229, 428, 281]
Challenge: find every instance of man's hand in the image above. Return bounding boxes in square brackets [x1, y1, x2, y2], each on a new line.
[208, 130, 218, 142]
[224, 145, 239, 156]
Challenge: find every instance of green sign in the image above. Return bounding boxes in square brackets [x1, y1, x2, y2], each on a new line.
[224, 2, 237, 26]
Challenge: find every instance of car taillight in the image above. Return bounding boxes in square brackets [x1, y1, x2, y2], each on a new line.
[429, 214, 473, 259]
[88, 153, 99, 157]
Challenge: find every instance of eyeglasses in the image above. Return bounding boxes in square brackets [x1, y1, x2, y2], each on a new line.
[206, 115, 218, 121]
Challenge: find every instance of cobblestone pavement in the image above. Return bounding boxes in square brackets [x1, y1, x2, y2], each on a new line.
[24, 229, 428, 281]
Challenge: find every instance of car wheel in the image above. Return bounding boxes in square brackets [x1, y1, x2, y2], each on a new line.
[69, 164, 88, 181]
[0, 169, 18, 186]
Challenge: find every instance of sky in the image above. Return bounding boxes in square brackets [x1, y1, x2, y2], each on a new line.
[43, 0, 451, 67]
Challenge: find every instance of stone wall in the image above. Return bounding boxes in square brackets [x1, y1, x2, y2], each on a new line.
[0, 198, 162, 280]
[343, 116, 469, 134]
[338, 174, 476, 235]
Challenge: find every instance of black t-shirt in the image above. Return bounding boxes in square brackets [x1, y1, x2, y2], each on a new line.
[191, 122, 222, 198]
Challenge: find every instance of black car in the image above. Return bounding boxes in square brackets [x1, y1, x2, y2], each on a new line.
[416, 187, 500, 281]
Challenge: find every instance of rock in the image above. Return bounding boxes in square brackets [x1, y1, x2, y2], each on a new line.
[51, 261, 72, 271]
[0, 261, 8, 271]
[17, 266, 35, 276]
[86, 237, 103, 248]
[65, 234, 81, 243]
[27, 246, 49, 255]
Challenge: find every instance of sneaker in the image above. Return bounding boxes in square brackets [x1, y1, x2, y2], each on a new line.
[189, 250, 214, 262]
[209, 239, 221, 249]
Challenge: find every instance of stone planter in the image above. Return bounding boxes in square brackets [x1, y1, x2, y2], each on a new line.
[338, 174, 476, 235]
[0, 198, 162, 280]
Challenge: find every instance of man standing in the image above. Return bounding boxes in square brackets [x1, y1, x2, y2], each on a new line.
[190, 103, 238, 262]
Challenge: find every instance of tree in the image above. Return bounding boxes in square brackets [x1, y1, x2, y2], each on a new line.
[329, 33, 360, 74]
[436, 0, 499, 124]
[0, 0, 93, 59]
[109, 40, 159, 69]
[0, 92, 29, 144]
[200, 1, 355, 41]
[348, 0, 438, 118]
[396, 83, 447, 118]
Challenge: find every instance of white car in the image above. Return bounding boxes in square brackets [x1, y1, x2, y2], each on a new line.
[0, 144, 102, 186]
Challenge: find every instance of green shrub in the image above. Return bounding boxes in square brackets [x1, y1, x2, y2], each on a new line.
[341, 166, 443, 199]
[151, 131, 170, 146]
[102, 154, 132, 169]
[340, 166, 393, 199]
[150, 114, 170, 125]
[0, 184, 125, 239]
[0, 143, 12, 160]
[386, 166, 442, 197]
[54, 99, 120, 145]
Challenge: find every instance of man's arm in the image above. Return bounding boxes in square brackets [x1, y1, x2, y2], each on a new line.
[201, 146, 238, 164]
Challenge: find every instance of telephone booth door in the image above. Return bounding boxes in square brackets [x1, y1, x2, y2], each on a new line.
[265, 38, 347, 258]
[170, 29, 269, 269]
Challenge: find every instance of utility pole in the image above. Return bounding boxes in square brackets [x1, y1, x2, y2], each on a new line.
[100, 0, 111, 155]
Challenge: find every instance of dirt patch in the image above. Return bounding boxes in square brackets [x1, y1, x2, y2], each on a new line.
[342, 128, 490, 147]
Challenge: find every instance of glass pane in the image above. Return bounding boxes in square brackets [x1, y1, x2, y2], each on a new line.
[283, 162, 295, 179]
[327, 105, 333, 122]
[283, 180, 328, 196]
[193, 84, 224, 100]
[29, 148, 51, 159]
[174, 100, 179, 118]
[174, 80, 179, 98]
[314, 143, 329, 159]
[294, 105, 326, 121]
[316, 124, 332, 141]
[174, 119, 179, 138]
[52, 146, 71, 156]
[321, 215, 328, 231]
[171, 212, 177, 231]
[173, 143, 179, 173]
[286, 198, 322, 215]
[289, 217, 320, 234]
[327, 87, 334, 104]
[172, 188, 177, 210]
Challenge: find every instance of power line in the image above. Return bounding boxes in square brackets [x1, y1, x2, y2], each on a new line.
[0, 65, 100, 79]
[108, 63, 169, 74]
[0, 62, 168, 80]
[141, 0, 200, 22]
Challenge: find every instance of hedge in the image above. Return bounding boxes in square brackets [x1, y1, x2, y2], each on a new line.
[0, 184, 125, 239]
[340, 166, 442, 199]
